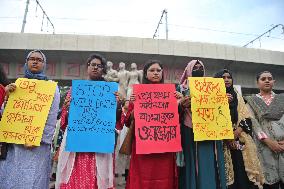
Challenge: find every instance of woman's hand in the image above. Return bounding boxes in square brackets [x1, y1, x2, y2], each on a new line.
[225, 140, 237, 150]
[180, 96, 191, 109]
[115, 128, 121, 134]
[129, 93, 136, 102]
[263, 138, 284, 153]
[174, 91, 183, 100]
[114, 92, 122, 102]
[278, 140, 284, 151]
[278, 140, 284, 145]
[5, 83, 16, 97]
[227, 93, 233, 103]
[63, 97, 71, 109]
[234, 127, 243, 139]
[24, 143, 36, 150]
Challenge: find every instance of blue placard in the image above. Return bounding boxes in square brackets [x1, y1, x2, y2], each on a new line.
[66, 80, 118, 153]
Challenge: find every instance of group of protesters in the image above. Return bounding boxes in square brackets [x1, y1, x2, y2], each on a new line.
[0, 50, 283, 189]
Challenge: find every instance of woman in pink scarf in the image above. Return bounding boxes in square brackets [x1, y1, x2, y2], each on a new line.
[177, 60, 227, 189]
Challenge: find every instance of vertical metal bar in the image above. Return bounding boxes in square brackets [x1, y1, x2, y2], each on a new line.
[21, 0, 30, 33]
[165, 9, 168, 40]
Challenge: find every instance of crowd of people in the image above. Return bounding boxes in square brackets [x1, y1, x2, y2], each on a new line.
[0, 50, 283, 189]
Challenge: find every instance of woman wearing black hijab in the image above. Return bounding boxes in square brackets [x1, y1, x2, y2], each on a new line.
[214, 69, 264, 189]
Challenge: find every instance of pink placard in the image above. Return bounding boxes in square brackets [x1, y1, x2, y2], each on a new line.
[133, 84, 182, 154]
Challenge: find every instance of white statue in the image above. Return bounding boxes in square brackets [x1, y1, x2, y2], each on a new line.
[117, 62, 129, 99]
[126, 63, 142, 99]
[104, 61, 118, 82]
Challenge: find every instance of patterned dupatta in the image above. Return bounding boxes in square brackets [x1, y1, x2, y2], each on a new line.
[246, 93, 284, 121]
[223, 90, 265, 187]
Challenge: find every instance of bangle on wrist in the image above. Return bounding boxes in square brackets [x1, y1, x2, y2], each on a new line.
[258, 132, 268, 140]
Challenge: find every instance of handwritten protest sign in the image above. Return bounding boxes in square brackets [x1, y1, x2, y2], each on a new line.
[133, 84, 181, 154]
[0, 78, 57, 146]
[66, 80, 118, 153]
[189, 77, 234, 141]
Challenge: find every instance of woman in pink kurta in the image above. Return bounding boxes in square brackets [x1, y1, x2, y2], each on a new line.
[125, 60, 179, 189]
[56, 53, 118, 189]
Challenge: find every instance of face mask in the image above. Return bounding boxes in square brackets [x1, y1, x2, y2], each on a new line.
[192, 69, 204, 77]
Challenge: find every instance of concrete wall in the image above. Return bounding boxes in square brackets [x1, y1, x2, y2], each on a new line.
[1, 32, 284, 65]
[0, 32, 284, 92]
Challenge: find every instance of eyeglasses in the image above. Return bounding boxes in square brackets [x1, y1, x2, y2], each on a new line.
[88, 63, 104, 68]
[28, 57, 43, 63]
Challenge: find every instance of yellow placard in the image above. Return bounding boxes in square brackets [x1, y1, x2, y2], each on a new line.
[0, 78, 57, 146]
[189, 77, 234, 141]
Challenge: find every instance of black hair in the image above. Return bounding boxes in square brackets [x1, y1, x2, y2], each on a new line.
[214, 68, 238, 124]
[256, 71, 273, 82]
[86, 53, 107, 74]
[214, 69, 231, 79]
[121, 99, 130, 107]
[142, 59, 164, 84]
[0, 64, 10, 86]
[57, 109, 62, 120]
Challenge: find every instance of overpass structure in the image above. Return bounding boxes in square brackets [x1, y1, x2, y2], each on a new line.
[0, 32, 284, 94]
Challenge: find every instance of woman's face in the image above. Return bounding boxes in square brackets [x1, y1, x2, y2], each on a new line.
[87, 58, 103, 80]
[27, 52, 45, 73]
[192, 63, 203, 71]
[146, 63, 163, 83]
[222, 72, 233, 88]
[124, 100, 129, 110]
[191, 62, 204, 77]
[257, 72, 274, 92]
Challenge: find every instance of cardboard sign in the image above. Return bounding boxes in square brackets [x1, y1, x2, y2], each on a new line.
[189, 77, 234, 141]
[0, 78, 57, 146]
[133, 84, 182, 154]
[66, 80, 118, 153]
